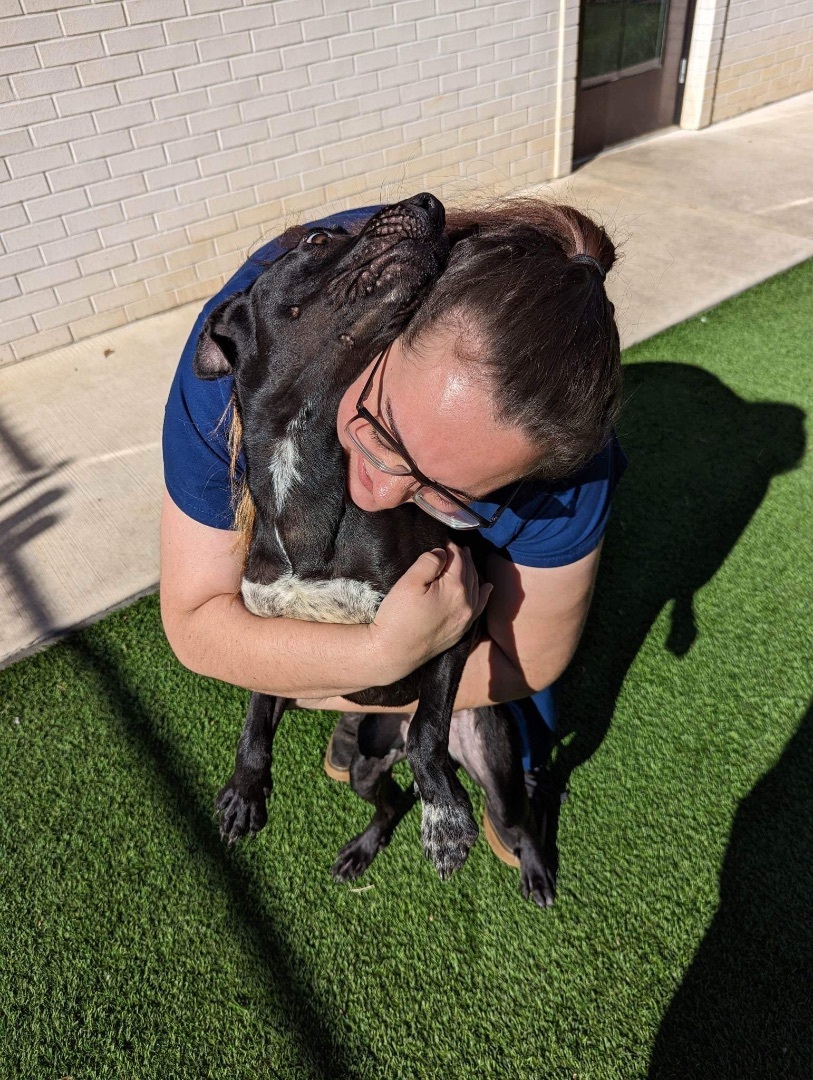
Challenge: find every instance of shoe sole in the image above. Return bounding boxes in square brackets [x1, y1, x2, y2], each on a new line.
[482, 808, 520, 868]
[323, 731, 351, 783]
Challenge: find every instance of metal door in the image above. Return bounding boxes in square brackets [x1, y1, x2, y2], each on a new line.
[573, 0, 696, 163]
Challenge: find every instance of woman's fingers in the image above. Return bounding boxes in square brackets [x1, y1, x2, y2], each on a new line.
[370, 542, 488, 679]
[445, 543, 486, 614]
[440, 541, 471, 588]
[462, 544, 479, 601]
[400, 547, 448, 588]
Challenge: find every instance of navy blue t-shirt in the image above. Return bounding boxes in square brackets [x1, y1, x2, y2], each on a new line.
[163, 205, 627, 571]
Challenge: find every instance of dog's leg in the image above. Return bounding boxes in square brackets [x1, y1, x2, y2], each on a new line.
[406, 635, 479, 880]
[453, 706, 556, 908]
[215, 692, 288, 844]
[331, 713, 415, 883]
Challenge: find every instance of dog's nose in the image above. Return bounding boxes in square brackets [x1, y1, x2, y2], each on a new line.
[409, 192, 445, 229]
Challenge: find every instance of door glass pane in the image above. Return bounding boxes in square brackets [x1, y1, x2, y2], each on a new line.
[580, 0, 670, 83]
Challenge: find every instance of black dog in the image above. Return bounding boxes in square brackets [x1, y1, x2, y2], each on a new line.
[193, 194, 553, 902]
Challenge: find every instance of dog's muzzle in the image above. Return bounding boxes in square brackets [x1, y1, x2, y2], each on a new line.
[328, 194, 448, 305]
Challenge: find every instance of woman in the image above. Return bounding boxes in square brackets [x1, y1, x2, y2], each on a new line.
[160, 197, 626, 862]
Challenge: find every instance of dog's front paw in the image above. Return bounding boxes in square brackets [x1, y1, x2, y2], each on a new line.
[420, 800, 478, 881]
[214, 774, 272, 844]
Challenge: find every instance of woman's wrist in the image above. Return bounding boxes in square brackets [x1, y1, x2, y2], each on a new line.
[360, 621, 411, 687]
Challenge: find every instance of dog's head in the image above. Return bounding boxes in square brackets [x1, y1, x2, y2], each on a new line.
[192, 193, 448, 396]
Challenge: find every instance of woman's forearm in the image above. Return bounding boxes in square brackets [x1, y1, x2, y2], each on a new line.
[168, 591, 393, 698]
[161, 493, 489, 702]
[296, 633, 555, 715]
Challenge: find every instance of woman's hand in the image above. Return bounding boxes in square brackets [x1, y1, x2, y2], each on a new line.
[366, 544, 492, 684]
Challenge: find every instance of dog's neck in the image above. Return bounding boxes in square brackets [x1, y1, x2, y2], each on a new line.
[239, 370, 351, 578]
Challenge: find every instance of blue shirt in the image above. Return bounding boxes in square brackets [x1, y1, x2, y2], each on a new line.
[163, 206, 627, 571]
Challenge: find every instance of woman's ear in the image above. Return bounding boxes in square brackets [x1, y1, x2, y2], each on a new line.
[193, 292, 255, 379]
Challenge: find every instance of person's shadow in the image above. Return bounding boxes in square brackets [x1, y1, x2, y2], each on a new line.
[647, 700, 812, 1079]
[0, 408, 71, 653]
[547, 361, 809, 1077]
[554, 360, 805, 775]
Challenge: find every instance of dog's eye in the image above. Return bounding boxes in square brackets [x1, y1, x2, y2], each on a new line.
[304, 230, 330, 246]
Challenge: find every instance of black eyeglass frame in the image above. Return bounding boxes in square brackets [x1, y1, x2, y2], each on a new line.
[347, 342, 523, 530]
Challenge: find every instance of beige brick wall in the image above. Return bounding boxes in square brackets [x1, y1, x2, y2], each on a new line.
[712, 0, 813, 122]
[681, 0, 813, 130]
[0, 0, 577, 366]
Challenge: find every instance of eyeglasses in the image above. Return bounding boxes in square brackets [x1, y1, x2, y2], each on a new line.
[344, 342, 522, 530]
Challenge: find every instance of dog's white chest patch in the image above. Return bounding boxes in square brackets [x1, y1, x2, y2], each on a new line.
[270, 436, 300, 507]
[269, 407, 308, 508]
[242, 574, 384, 624]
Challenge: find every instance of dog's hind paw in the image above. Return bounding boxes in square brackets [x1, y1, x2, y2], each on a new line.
[420, 801, 478, 881]
[330, 832, 382, 883]
[214, 780, 270, 844]
[520, 857, 556, 909]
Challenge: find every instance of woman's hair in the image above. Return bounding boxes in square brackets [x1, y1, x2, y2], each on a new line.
[402, 199, 622, 481]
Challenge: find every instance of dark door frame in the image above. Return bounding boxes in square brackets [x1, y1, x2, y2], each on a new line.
[572, 0, 699, 166]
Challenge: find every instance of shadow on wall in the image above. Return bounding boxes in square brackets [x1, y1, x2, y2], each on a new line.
[0, 409, 71, 647]
[555, 360, 806, 776]
[648, 700, 813, 1079]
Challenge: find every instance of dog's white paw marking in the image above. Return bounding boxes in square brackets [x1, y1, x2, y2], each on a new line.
[420, 801, 478, 880]
[242, 574, 383, 624]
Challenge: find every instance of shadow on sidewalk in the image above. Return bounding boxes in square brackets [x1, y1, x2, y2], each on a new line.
[0, 409, 71, 643]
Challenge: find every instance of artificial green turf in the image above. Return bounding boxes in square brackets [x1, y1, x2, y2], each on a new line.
[1, 261, 812, 1079]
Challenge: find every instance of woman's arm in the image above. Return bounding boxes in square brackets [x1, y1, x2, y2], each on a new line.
[159, 490, 490, 698]
[462, 541, 603, 704]
[297, 542, 603, 712]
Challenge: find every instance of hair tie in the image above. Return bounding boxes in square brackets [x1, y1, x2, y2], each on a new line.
[571, 253, 607, 281]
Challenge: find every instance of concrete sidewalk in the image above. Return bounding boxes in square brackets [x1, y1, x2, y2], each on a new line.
[2, 90, 812, 669]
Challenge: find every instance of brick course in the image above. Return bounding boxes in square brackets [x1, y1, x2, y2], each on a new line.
[3, 0, 805, 363]
[682, 0, 813, 129]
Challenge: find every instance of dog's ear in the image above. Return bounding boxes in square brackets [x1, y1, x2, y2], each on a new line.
[193, 292, 255, 380]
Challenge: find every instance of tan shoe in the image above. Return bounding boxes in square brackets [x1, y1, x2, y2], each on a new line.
[323, 729, 351, 783]
[482, 807, 520, 868]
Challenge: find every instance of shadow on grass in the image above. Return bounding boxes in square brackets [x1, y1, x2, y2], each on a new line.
[551, 360, 809, 1077]
[46, 359, 806, 1077]
[64, 634, 358, 1080]
[555, 360, 805, 775]
[648, 702, 813, 1079]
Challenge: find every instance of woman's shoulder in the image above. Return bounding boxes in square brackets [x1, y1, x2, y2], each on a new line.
[473, 434, 628, 569]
